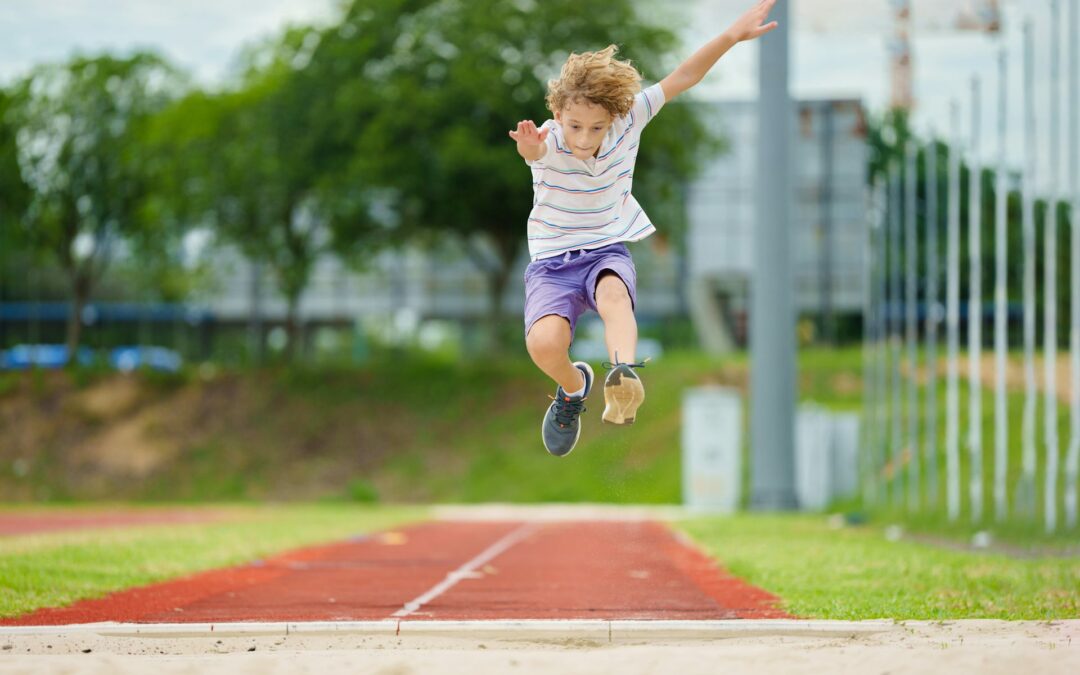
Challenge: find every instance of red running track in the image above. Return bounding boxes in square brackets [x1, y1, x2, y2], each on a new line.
[2, 520, 790, 625]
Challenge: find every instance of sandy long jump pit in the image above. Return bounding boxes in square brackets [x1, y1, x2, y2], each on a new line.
[1, 505, 1077, 673]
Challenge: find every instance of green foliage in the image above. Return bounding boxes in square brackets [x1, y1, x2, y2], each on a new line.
[0, 373, 17, 399]
[0, 88, 31, 232]
[4, 52, 189, 351]
[865, 107, 913, 185]
[347, 478, 381, 503]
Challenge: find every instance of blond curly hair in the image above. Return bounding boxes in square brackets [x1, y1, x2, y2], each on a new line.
[545, 45, 642, 119]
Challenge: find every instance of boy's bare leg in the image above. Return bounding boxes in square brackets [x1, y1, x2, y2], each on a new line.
[595, 271, 644, 424]
[595, 272, 637, 364]
[526, 315, 586, 393]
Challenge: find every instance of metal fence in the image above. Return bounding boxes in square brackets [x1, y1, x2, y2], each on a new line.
[862, 0, 1080, 533]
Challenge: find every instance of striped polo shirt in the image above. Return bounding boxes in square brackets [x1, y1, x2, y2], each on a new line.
[524, 83, 666, 261]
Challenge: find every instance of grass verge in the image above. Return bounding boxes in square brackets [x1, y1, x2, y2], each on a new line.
[677, 514, 1080, 620]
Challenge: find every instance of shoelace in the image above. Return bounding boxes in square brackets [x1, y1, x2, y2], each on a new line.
[549, 394, 587, 427]
[601, 351, 651, 371]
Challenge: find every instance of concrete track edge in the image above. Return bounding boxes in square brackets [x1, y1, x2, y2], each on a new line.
[0, 619, 895, 640]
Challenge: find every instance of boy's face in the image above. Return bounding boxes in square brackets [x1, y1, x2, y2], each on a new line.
[555, 100, 614, 160]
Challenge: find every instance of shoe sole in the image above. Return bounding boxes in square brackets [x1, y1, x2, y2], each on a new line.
[602, 370, 644, 425]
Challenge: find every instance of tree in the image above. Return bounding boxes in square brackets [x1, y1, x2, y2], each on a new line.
[305, 0, 718, 349]
[148, 26, 385, 362]
[0, 87, 33, 304]
[6, 53, 186, 356]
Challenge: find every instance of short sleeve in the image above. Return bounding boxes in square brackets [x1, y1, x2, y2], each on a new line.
[525, 119, 559, 167]
[631, 83, 666, 129]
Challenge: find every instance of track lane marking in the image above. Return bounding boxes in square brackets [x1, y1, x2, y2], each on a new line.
[390, 522, 538, 618]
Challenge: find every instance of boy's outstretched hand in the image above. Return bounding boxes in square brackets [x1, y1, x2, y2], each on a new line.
[509, 120, 548, 162]
[508, 120, 548, 145]
[726, 0, 779, 43]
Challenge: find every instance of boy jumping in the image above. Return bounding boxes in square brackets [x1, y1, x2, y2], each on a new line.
[508, 0, 779, 457]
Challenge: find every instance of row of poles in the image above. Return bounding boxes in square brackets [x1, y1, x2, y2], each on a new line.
[861, 1, 1080, 533]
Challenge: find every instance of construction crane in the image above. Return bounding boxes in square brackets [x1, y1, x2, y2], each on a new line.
[890, 0, 1002, 110]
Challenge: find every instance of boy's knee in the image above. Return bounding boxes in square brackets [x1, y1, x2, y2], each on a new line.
[595, 274, 631, 309]
[526, 317, 570, 358]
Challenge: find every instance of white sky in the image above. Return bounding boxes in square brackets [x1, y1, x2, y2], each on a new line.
[0, 0, 1074, 189]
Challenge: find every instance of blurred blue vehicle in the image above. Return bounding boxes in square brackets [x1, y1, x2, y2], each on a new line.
[109, 346, 183, 373]
[0, 344, 95, 369]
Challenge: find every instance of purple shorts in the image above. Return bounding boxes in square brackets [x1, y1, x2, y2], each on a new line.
[523, 242, 637, 339]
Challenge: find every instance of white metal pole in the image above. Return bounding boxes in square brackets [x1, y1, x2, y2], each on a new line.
[906, 142, 920, 511]
[994, 46, 1010, 522]
[947, 101, 963, 522]
[863, 183, 877, 506]
[890, 162, 904, 506]
[969, 75, 984, 525]
[1066, 0, 1080, 530]
[1020, 18, 1040, 519]
[1046, 0, 1062, 534]
[925, 136, 940, 509]
[877, 177, 891, 506]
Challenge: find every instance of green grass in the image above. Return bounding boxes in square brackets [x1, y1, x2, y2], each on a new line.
[678, 514, 1080, 620]
[0, 503, 426, 619]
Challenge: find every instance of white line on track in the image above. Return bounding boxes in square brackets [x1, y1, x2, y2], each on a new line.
[390, 522, 539, 618]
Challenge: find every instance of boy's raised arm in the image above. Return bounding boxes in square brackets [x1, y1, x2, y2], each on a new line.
[509, 119, 549, 162]
[659, 0, 779, 103]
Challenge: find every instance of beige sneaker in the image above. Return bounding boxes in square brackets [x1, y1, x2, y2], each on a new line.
[601, 358, 648, 425]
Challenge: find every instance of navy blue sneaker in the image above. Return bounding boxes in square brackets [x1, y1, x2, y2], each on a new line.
[601, 355, 648, 425]
[541, 361, 594, 457]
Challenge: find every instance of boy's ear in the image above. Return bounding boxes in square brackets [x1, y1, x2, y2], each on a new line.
[553, 110, 562, 124]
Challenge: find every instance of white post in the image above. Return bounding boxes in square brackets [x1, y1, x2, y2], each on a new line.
[862, 184, 876, 505]
[864, 181, 887, 506]
[925, 136, 940, 508]
[947, 101, 963, 522]
[876, 179, 891, 506]
[906, 143, 920, 511]
[1066, 0, 1080, 529]
[890, 163, 904, 507]
[1046, 0, 1062, 534]
[1020, 19, 1040, 519]
[994, 46, 1010, 522]
[969, 75, 984, 525]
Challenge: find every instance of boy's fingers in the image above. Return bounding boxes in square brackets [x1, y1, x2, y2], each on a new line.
[756, 21, 778, 36]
